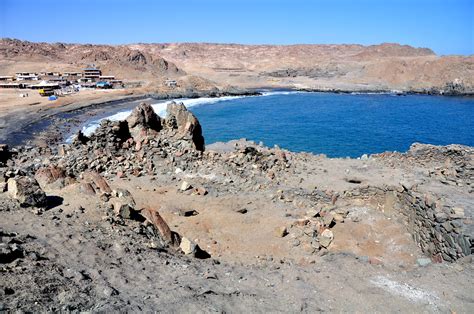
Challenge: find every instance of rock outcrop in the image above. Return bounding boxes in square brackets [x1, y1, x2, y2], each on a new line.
[165, 102, 205, 151]
[126, 102, 162, 142]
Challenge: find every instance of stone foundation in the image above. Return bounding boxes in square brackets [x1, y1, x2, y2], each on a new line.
[395, 188, 471, 262]
[344, 184, 472, 262]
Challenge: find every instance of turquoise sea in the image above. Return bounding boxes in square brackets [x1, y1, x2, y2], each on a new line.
[190, 92, 474, 157]
[79, 91, 474, 158]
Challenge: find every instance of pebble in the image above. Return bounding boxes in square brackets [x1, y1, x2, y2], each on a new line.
[416, 258, 432, 267]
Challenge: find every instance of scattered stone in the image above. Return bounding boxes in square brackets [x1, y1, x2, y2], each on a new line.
[451, 207, 464, 218]
[290, 239, 301, 247]
[109, 189, 138, 219]
[192, 186, 208, 196]
[180, 181, 192, 191]
[416, 258, 432, 267]
[179, 237, 210, 259]
[333, 213, 345, 223]
[0, 243, 24, 263]
[82, 171, 112, 194]
[274, 226, 288, 238]
[369, 257, 383, 265]
[322, 212, 335, 227]
[306, 208, 320, 217]
[35, 165, 66, 188]
[177, 209, 199, 217]
[318, 229, 334, 248]
[180, 237, 197, 255]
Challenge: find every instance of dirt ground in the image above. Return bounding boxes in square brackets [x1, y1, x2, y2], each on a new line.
[1, 137, 473, 312]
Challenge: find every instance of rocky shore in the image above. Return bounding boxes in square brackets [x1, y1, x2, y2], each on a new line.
[0, 88, 259, 147]
[1, 102, 473, 312]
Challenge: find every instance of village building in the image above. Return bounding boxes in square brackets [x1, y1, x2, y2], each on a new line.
[63, 72, 82, 78]
[98, 75, 115, 81]
[0, 76, 14, 81]
[28, 80, 61, 90]
[15, 72, 39, 81]
[83, 67, 102, 82]
[0, 83, 27, 89]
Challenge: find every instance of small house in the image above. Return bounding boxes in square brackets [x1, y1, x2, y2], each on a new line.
[15, 72, 39, 81]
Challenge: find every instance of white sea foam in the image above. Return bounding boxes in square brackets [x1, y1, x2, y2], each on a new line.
[67, 91, 301, 142]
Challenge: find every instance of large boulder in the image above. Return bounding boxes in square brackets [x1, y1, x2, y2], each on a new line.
[126, 102, 162, 141]
[7, 176, 48, 208]
[166, 102, 205, 151]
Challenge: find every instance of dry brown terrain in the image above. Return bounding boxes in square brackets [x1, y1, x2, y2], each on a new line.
[147, 42, 474, 92]
[1, 39, 473, 94]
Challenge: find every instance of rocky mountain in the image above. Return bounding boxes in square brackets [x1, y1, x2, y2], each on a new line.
[1, 38, 473, 93]
[142, 42, 473, 93]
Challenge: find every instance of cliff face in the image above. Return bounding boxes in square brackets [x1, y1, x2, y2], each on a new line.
[1, 38, 473, 93]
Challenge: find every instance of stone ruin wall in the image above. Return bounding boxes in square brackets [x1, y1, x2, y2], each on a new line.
[344, 185, 472, 262]
[395, 188, 471, 262]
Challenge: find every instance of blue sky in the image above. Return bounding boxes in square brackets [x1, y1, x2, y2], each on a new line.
[0, 0, 472, 55]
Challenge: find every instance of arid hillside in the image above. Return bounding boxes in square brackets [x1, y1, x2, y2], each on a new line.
[1, 39, 473, 93]
[142, 42, 474, 92]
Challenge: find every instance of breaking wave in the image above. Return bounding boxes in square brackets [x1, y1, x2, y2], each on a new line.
[69, 91, 301, 141]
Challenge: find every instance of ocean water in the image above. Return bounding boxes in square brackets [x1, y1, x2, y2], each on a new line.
[79, 92, 474, 158]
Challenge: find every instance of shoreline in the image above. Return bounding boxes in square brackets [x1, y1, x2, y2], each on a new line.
[0, 89, 260, 147]
[1, 86, 472, 150]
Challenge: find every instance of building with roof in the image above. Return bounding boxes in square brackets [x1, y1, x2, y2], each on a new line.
[98, 75, 115, 81]
[83, 67, 102, 82]
[0, 76, 14, 81]
[15, 72, 39, 81]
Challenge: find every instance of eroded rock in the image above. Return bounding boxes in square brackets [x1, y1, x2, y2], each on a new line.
[126, 102, 162, 141]
[166, 101, 205, 151]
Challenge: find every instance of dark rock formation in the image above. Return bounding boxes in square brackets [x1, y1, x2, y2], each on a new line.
[166, 101, 205, 151]
[126, 102, 162, 141]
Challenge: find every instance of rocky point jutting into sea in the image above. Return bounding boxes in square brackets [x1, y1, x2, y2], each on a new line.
[1, 101, 473, 312]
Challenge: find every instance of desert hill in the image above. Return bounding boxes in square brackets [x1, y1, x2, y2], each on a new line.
[1, 38, 473, 93]
[143, 42, 473, 92]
